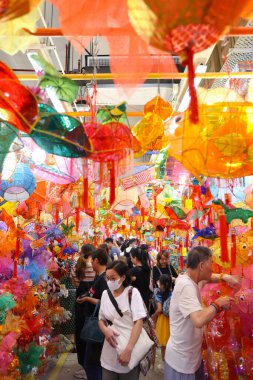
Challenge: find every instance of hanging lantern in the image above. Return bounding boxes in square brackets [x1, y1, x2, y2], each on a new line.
[144, 95, 172, 120]
[165, 88, 253, 180]
[2, 152, 17, 180]
[127, 0, 252, 122]
[1, 163, 36, 202]
[31, 104, 91, 158]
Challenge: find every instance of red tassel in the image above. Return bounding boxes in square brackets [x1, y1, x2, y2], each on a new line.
[185, 231, 189, 249]
[141, 207, 145, 223]
[207, 209, 213, 225]
[219, 210, 229, 262]
[109, 161, 116, 206]
[83, 177, 89, 210]
[179, 256, 184, 271]
[195, 218, 200, 229]
[154, 195, 157, 213]
[75, 207, 80, 233]
[82, 159, 89, 210]
[183, 47, 199, 124]
[231, 231, 237, 268]
[13, 232, 20, 279]
[55, 205, 59, 224]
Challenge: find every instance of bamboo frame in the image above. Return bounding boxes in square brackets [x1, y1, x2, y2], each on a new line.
[17, 72, 253, 81]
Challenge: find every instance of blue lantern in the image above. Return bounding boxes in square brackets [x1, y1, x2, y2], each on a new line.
[1, 163, 36, 202]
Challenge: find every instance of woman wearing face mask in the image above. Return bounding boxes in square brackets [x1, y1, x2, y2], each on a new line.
[98, 261, 146, 380]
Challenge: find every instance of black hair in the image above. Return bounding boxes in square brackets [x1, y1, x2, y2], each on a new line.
[128, 238, 136, 245]
[92, 248, 108, 266]
[130, 247, 150, 273]
[159, 274, 172, 302]
[105, 237, 113, 244]
[187, 246, 212, 269]
[106, 260, 132, 287]
[99, 243, 109, 255]
[81, 244, 96, 259]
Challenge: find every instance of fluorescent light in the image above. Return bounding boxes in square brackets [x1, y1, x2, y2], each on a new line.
[178, 64, 207, 112]
[27, 52, 65, 113]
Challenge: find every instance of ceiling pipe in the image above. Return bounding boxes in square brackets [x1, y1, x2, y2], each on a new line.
[22, 26, 253, 37]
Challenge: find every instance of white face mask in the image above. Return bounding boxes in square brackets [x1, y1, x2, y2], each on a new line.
[107, 278, 122, 292]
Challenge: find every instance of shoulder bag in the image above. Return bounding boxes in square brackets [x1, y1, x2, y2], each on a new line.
[107, 288, 155, 376]
[80, 301, 104, 343]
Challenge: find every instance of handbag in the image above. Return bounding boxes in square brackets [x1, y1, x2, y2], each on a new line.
[80, 301, 104, 343]
[107, 288, 154, 376]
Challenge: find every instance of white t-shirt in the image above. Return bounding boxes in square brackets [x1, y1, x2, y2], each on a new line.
[99, 286, 146, 373]
[165, 274, 203, 374]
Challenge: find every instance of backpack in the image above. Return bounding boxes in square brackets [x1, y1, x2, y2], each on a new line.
[162, 293, 172, 317]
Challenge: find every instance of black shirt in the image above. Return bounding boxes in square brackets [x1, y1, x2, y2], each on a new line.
[152, 265, 178, 288]
[131, 266, 150, 307]
[87, 272, 108, 315]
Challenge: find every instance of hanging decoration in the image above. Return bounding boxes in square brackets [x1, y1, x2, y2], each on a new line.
[50, 0, 177, 92]
[0, 62, 38, 133]
[144, 95, 173, 120]
[30, 54, 79, 103]
[165, 88, 253, 180]
[31, 104, 91, 158]
[84, 122, 135, 205]
[0, 163, 36, 202]
[132, 113, 168, 156]
[0, 1, 40, 54]
[127, 0, 252, 122]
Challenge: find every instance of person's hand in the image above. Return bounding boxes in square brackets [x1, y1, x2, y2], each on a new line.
[76, 296, 87, 304]
[222, 274, 242, 289]
[118, 347, 132, 366]
[215, 296, 232, 311]
[104, 328, 119, 348]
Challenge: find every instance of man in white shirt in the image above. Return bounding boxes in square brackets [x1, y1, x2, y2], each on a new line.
[165, 246, 240, 380]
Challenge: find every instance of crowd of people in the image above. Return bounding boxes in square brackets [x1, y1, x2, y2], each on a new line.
[69, 239, 240, 380]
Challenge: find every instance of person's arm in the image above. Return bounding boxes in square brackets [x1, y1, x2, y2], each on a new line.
[151, 301, 162, 324]
[99, 319, 119, 348]
[152, 266, 159, 284]
[170, 264, 178, 279]
[190, 296, 231, 329]
[118, 319, 143, 366]
[76, 296, 99, 305]
[210, 273, 241, 288]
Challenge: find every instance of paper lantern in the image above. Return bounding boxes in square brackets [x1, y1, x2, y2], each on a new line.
[131, 113, 168, 156]
[1, 163, 36, 202]
[127, 0, 252, 122]
[165, 88, 253, 179]
[31, 104, 91, 158]
[128, 0, 251, 54]
[144, 95, 172, 120]
[2, 152, 17, 180]
[84, 121, 135, 205]
[50, 0, 177, 92]
[113, 187, 139, 211]
[0, 78, 38, 133]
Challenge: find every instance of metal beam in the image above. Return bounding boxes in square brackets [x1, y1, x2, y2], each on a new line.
[64, 111, 143, 117]
[22, 26, 253, 37]
[17, 72, 253, 81]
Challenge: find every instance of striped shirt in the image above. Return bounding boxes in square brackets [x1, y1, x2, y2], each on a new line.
[70, 262, 96, 288]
